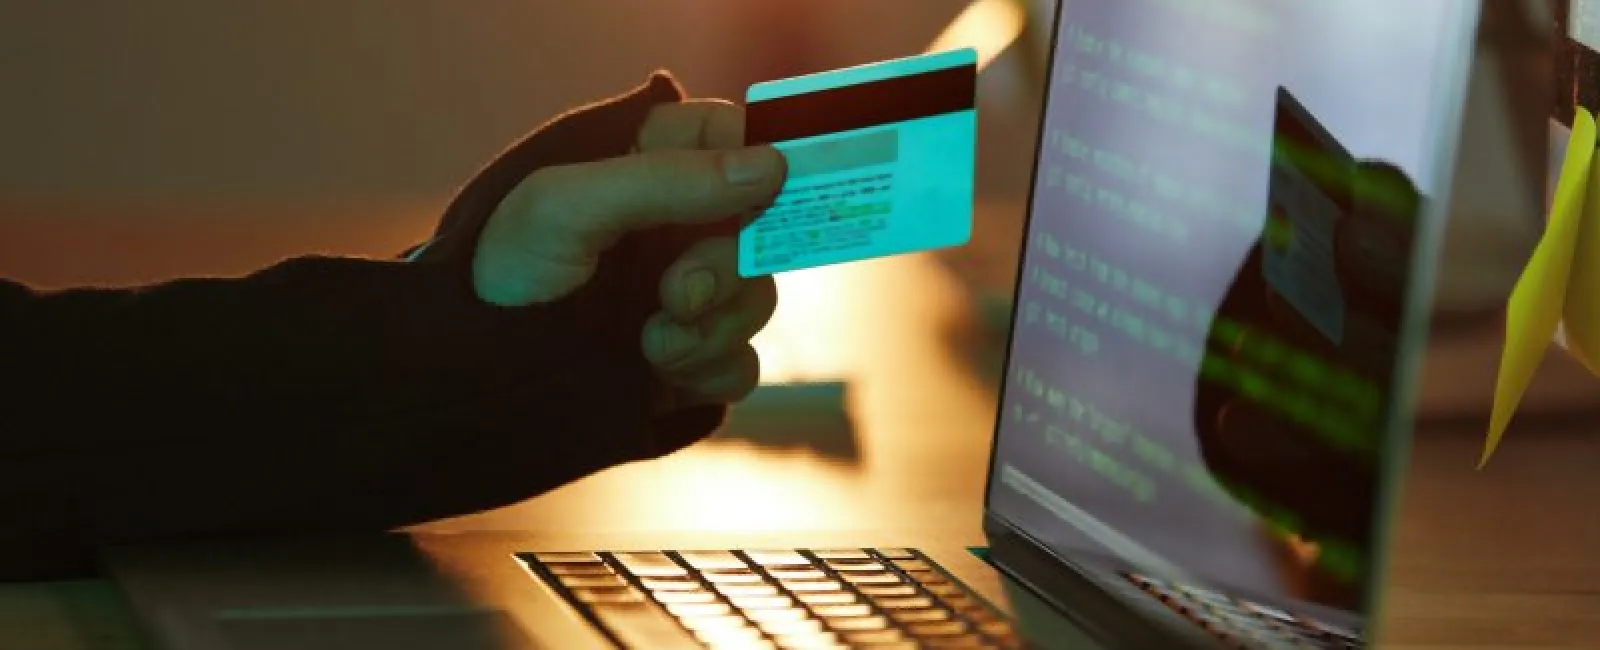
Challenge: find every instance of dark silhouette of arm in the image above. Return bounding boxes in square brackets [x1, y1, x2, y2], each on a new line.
[0, 72, 724, 581]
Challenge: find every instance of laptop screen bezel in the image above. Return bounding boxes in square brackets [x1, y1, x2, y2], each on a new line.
[978, 0, 1483, 628]
[1556, 0, 1599, 125]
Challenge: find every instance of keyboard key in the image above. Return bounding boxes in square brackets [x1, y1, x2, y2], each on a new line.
[679, 551, 748, 570]
[903, 570, 944, 584]
[746, 550, 810, 566]
[890, 559, 932, 572]
[976, 620, 1014, 636]
[939, 594, 978, 610]
[703, 570, 766, 584]
[642, 576, 704, 591]
[655, 591, 720, 604]
[696, 626, 766, 644]
[613, 552, 688, 576]
[840, 572, 903, 585]
[920, 633, 986, 647]
[772, 633, 843, 649]
[1257, 641, 1316, 650]
[824, 559, 884, 572]
[909, 620, 969, 636]
[824, 615, 891, 631]
[782, 580, 843, 592]
[589, 602, 703, 649]
[730, 595, 795, 610]
[959, 606, 1005, 624]
[1124, 572, 1161, 588]
[1241, 601, 1297, 624]
[1230, 618, 1289, 638]
[746, 607, 810, 624]
[1180, 585, 1234, 607]
[679, 615, 751, 632]
[875, 596, 935, 609]
[571, 587, 645, 604]
[810, 603, 875, 619]
[559, 575, 628, 589]
[768, 569, 828, 581]
[857, 584, 919, 598]
[812, 549, 872, 560]
[531, 551, 601, 564]
[923, 582, 964, 597]
[665, 602, 734, 618]
[717, 584, 782, 597]
[841, 629, 907, 644]
[874, 548, 918, 560]
[758, 618, 825, 636]
[795, 592, 858, 606]
[705, 642, 776, 650]
[1298, 617, 1360, 640]
[888, 608, 952, 623]
[546, 563, 614, 576]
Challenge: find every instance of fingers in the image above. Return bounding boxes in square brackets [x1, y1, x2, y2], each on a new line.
[516, 145, 783, 246]
[659, 237, 742, 321]
[634, 103, 772, 406]
[475, 145, 786, 305]
[642, 278, 776, 373]
[638, 100, 747, 152]
[663, 343, 762, 404]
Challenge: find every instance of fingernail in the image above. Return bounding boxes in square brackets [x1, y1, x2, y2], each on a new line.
[652, 322, 699, 362]
[723, 146, 780, 185]
[683, 269, 716, 315]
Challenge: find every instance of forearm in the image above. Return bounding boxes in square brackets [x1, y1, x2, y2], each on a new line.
[0, 260, 720, 581]
[0, 70, 731, 580]
[1, 256, 606, 453]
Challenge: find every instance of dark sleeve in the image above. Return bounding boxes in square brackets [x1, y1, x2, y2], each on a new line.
[0, 72, 726, 581]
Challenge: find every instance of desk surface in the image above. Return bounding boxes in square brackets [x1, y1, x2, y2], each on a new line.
[2, 207, 1598, 649]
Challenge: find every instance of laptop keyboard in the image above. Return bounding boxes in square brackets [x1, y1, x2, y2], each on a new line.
[1122, 573, 1364, 649]
[519, 548, 1022, 649]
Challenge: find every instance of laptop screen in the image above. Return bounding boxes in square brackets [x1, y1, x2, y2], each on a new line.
[987, 0, 1474, 614]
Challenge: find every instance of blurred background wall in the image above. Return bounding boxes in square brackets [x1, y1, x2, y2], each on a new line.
[0, 0, 983, 204]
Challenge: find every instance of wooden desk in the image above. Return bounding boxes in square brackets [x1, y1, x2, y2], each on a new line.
[1, 206, 1597, 649]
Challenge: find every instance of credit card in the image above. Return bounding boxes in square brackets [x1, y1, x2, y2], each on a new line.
[739, 48, 979, 277]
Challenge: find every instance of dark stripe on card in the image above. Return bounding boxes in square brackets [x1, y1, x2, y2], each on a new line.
[746, 64, 976, 145]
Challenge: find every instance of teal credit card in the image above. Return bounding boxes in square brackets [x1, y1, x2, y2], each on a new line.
[739, 48, 979, 277]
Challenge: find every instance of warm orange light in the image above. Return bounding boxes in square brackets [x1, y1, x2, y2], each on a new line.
[644, 442, 855, 532]
[1285, 533, 1322, 566]
[927, 0, 1029, 69]
[752, 267, 861, 384]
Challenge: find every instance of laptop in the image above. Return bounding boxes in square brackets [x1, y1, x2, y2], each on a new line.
[103, 0, 1484, 648]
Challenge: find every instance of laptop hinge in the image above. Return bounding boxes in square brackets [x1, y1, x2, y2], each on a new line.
[983, 513, 1220, 650]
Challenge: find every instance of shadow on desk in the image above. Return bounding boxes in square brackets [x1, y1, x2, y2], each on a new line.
[714, 381, 860, 463]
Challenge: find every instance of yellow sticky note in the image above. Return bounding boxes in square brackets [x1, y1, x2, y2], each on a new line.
[1563, 136, 1600, 374]
[1483, 108, 1597, 467]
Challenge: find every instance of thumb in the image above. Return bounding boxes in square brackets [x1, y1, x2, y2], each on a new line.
[473, 145, 785, 306]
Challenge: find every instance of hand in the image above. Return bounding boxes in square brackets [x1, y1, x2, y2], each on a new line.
[473, 99, 785, 408]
